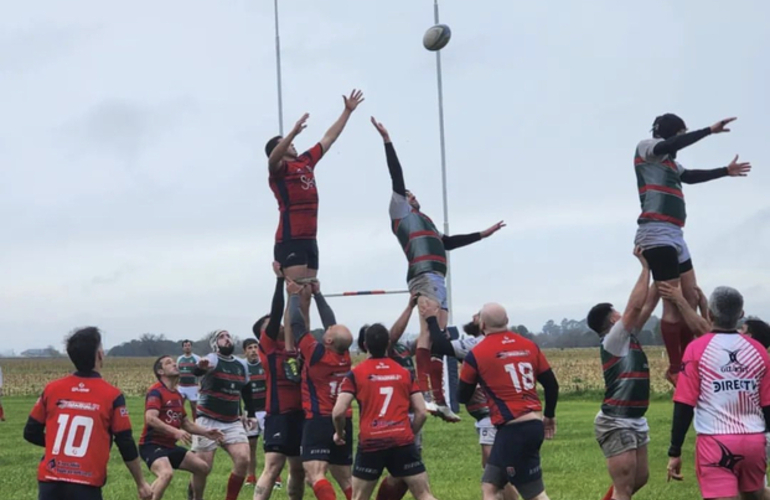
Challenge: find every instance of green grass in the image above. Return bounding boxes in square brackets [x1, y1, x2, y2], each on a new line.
[0, 396, 701, 500]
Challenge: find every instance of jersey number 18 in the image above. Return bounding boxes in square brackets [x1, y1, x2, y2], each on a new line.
[504, 362, 534, 393]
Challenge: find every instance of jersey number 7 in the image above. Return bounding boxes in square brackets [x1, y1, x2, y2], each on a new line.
[378, 386, 394, 417]
[504, 362, 534, 393]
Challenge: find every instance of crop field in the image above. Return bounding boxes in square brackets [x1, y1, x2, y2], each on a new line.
[0, 348, 702, 500]
[0, 347, 675, 397]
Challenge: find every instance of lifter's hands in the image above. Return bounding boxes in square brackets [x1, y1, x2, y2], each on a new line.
[417, 296, 440, 319]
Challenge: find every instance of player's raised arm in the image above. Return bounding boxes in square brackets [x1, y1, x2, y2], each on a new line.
[390, 294, 417, 344]
[658, 282, 711, 337]
[651, 116, 735, 157]
[287, 281, 310, 344]
[681, 154, 751, 185]
[267, 114, 309, 173]
[263, 262, 286, 342]
[318, 89, 364, 153]
[620, 247, 654, 332]
[442, 221, 506, 251]
[372, 117, 407, 197]
[310, 280, 337, 329]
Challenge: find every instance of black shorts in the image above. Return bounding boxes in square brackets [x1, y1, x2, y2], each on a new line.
[264, 410, 304, 457]
[39, 481, 102, 500]
[139, 443, 189, 470]
[485, 420, 544, 490]
[642, 246, 693, 282]
[353, 444, 425, 481]
[274, 239, 319, 270]
[301, 416, 353, 465]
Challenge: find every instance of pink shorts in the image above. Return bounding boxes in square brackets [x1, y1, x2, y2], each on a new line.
[695, 433, 767, 498]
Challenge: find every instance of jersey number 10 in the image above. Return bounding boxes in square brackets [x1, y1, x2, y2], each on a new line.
[504, 362, 535, 393]
[53, 414, 94, 458]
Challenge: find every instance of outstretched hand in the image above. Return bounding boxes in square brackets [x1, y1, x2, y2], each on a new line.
[292, 113, 309, 136]
[343, 89, 365, 112]
[371, 116, 390, 141]
[481, 221, 506, 238]
[710, 117, 736, 134]
[727, 154, 751, 177]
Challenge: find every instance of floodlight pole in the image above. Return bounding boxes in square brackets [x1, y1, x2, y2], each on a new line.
[274, 0, 284, 134]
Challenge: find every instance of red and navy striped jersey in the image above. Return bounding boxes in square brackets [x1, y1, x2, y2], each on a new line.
[298, 335, 352, 419]
[269, 143, 324, 242]
[259, 334, 302, 415]
[140, 382, 186, 448]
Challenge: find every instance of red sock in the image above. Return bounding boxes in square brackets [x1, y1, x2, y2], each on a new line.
[430, 357, 446, 405]
[660, 320, 682, 373]
[415, 347, 432, 393]
[0, 403, 4, 420]
[344, 486, 353, 500]
[311, 479, 336, 500]
[679, 323, 695, 353]
[225, 473, 245, 500]
[601, 485, 614, 500]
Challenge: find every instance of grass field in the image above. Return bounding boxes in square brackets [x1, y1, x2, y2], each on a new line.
[0, 349, 705, 499]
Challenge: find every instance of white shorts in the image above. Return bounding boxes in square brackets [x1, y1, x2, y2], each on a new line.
[475, 417, 497, 446]
[191, 416, 248, 452]
[178, 385, 199, 402]
[634, 222, 691, 264]
[247, 411, 266, 438]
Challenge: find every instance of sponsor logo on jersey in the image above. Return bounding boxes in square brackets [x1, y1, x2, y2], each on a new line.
[712, 379, 758, 393]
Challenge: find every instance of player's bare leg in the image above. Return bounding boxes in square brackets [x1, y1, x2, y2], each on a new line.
[375, 474, 408, 500]
[605, 448, 639, 500]
[149, 458, 176, 500]
[191, 450, 216, 500]
[254, 452, 286, 500]
[352, 477, 379, 500]
[329, 464, 353, 500]
[416, 300, 459, 422]
[223, 442, 250, 499]
[304, 460, 333, 499]
[481, 445, 518, 500]
[283, 265, 316, 334]
[287, 456, 306, 500]
[401, 472, 438, 500]
[247, 437, 259, 484]
[659, 277, 684, 386]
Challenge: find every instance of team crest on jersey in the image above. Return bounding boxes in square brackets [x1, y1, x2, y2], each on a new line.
[506, 466, 516, 477]
[46, 458, 57, 471]
[375, 362, 390, 370]
[71, 382, 90, 393]
[120, 407, 129, 417]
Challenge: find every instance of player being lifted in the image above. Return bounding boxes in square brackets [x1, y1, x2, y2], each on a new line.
[177, 340, 201, 422]
[265, 90, 364, 336]
[334, 324, 438, 500]
[458, 303, 559, 500]
[253, 264, 306, 500]
[240, 338, 267, 486]
[24, 327, 152, 500]
[371, 117, 504, 417]
[633, 114, 750, 386]
[189, 330, 258, 500]
[139, 355, 224, 500]
[287, 280, 354, 500]
[586, 248, 660, 500]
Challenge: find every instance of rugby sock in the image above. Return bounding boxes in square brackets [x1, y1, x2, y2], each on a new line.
[416, 347, 432, 393]
[225, 473, 245, 500]
[660, 320, 682, 373]
[0, 403, 4, 421]
[430, 357, 447, 405]
[679, 323, 695, 353]
[344, 486, 353, 500]
[601, 485, 613, 500]
[311, 479, 336, 500]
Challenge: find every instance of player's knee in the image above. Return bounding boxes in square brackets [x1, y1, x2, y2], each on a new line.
[634, 469, 649, 491]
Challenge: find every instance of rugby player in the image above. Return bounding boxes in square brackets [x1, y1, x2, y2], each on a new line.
[240, 338, 267, 486]
[177, 340, 201, 422]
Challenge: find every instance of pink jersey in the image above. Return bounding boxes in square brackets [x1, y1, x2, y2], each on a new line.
[674, 333, 770, 435]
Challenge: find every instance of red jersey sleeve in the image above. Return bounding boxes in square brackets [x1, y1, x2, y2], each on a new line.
[298, 334, 318, 362]
[260, 334, 277, 356]
[673, 341, 701, 407]
[460, 351, 480, 386]
[340, 372, 357, 395]
[408, 372, 420, 395]
[110, 394, 133, 434]
[29, 391, 47, 423]
[145, 388, 162, 413]
[300, 143, 324, 169]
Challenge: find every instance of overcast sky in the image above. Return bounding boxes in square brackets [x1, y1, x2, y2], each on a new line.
[2, 0, 768, 353]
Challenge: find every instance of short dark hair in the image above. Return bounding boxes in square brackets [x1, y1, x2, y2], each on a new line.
[253, 315, 270, 338]
[243, 338, 258, 350]
[587, 303, 614, 335]
[652, 113, 686, 140]
[745, 319, 770, 350]
[463, 321, 480, 337]
[357, 325, 369, 353]
[265, 136, 283, 158]
[153, 355, 172, 380]
[66, 326, 102, 372]
[365, 324, 390, 358]
[181, 340, 192, 346]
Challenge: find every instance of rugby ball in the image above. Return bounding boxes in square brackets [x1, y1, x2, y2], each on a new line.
[423, 24, 452, 51]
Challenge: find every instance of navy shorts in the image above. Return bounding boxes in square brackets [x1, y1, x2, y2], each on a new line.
[264, 410, 304, 457]
[485, 420, 544, 490]
[139, 444, 188, 469]
[274, 239, 319, 270]
[353, 444, 425, 481]
[39, 481, 102, 500]
[301, 416, 353, 465]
